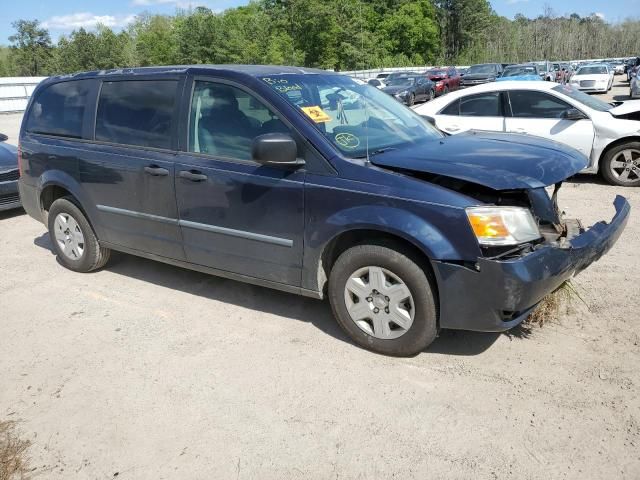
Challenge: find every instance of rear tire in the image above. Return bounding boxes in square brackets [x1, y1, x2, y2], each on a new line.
[600, 142, 640, 187]
[48, 197, 111, 272]
[328, 243, 438, 356]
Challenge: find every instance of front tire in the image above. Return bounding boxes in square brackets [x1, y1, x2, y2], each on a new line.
[600, 142, 640, 186]
[328, 243, 438, 356]
[406, 93, 415, 106]
[48, 197, 111, 272]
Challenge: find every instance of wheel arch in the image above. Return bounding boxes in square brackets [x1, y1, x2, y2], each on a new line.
[315, 228, 440, 316]
[597, 136, 640, 173]
[38, 171, 102, 238]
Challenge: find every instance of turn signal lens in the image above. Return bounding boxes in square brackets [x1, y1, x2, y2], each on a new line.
[466, 206, 541, 246]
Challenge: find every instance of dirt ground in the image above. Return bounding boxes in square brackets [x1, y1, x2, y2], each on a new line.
[1, 79, 639, 479]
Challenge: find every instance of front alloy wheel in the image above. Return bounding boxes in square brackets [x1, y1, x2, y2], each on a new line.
[328, 243, 437, 356]
[603, 147, 640, 186]
[344, 266, 415, 340]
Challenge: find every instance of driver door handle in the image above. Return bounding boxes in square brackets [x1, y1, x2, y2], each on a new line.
[144, 165, 169, 176]
[179, 170, 208, 182]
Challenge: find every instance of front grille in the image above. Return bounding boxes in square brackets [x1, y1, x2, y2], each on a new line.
[0, 193, 20, 205]
[580, 80, 595, 87]
[0, 169, 19, 182]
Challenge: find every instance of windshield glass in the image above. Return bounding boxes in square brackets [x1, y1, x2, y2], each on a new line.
[386, 77, 416, 86]
[426, 70, 447, 76]
[467, 64, 497, 74]
[577, 66, 608, 75]
[261, 74, 443, 158]
[502, 66, 538, 77]
[552, 84, 611, 112]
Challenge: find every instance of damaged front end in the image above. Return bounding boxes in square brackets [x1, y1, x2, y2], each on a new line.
[368, 132, 630, 332]
[428, 176, 630, 332]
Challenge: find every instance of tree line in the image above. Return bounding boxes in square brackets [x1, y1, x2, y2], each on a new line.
[1, 0, 639, 77]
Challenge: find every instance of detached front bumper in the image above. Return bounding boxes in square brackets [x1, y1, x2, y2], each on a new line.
[433, 196, 630, 332]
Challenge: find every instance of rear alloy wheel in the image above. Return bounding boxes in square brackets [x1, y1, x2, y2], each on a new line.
[601, 143, 640, 186]
[328, 243, 437, 356]
[48, 197, 111, 272]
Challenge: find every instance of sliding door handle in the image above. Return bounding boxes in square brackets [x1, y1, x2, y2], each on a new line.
[179, 170, 208, 182]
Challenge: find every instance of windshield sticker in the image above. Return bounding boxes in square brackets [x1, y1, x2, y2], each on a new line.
[301, 106, 332, 123]
[334, 132, 360, 149]
[261, 76, 303, 94]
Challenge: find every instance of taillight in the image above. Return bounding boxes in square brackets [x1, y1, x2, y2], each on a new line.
[17, 143, 22, 177]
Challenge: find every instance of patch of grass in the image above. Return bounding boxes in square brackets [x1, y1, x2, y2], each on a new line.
[0, 421, 31, 480]
[525, 281, 583, 327]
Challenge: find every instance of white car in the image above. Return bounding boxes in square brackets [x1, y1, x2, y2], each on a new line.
[569, 64, 613, 93]
[414, 81, 640, 186]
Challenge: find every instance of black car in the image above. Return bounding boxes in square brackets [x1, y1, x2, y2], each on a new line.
[18, 65, 629, 356]
[381, 75, 435, 105]
[460, 63, 503, 87]
[0, 133, 20, 211]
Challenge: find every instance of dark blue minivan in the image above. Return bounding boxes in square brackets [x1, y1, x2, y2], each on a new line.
[18, 66, 629, 356]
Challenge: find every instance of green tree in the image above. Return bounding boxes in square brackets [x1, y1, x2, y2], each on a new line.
[8, 19, 53, 75]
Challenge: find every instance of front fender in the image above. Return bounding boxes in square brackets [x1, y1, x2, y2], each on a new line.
[302, 200, 479, 293]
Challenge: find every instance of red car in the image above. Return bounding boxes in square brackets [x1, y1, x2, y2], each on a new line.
[425, 67, 461, 96]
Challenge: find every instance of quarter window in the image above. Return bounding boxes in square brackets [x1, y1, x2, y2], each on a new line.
[508, 90, 573, 119]
[440, 99, 460, 116]
[25, 80, 93, 138]
[95, 80, 178, 149]
[189, 81, 290, 160]
[459, 92, 502, 117]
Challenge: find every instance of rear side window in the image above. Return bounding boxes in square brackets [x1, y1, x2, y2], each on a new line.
[25, 80, 92, 138]
[95, 80, 178, 149]
[459, 92, 501, 117]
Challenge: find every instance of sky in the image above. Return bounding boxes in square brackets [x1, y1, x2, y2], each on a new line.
[0, 0, 636, 44]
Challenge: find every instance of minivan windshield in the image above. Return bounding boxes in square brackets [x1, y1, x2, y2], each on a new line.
[467, 64, 497, 74]
[261, 74, 443, 158]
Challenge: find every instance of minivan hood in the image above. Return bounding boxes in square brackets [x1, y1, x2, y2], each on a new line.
[369, 131, 588, 190]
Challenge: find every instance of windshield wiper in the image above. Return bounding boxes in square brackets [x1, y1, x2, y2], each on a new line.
[370, 147, 397, 156]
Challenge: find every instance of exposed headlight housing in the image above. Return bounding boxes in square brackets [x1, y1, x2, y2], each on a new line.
[466, 206, 541, 246]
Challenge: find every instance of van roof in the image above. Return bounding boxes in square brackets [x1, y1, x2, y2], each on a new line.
[46, 65, 335, 82]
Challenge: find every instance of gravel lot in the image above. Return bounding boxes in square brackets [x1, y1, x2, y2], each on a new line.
[1, 78, 639, 479]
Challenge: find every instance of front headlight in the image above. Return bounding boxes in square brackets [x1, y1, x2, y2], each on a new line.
[466, 206, 541, 246]
[397, 90, 409, 96]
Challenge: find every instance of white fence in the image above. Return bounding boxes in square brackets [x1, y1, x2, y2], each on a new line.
[0, 77, 47, 113]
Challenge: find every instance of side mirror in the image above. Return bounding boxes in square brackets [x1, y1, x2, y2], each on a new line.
[562, 108, 586, 121]
[368, 79, 381, 87]
[252, 133, 302, 166]
[420, 115, 437, 126]
[0, 133, 7, 142]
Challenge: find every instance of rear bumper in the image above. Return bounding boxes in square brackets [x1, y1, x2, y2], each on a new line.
[17, 180, 42, 221]
[0, 178, 21, 211]
[434, 196, 630, 332]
